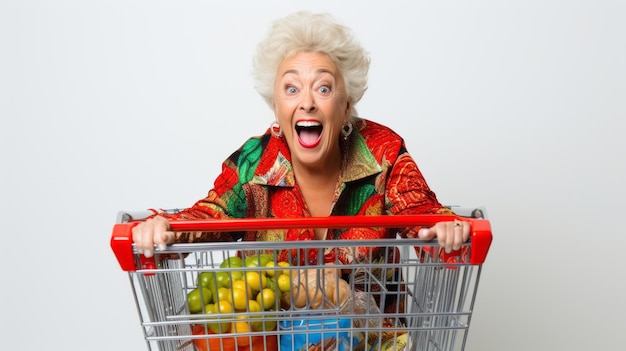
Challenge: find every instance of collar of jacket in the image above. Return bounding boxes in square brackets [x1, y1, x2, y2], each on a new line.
[250, 124, 382, 187]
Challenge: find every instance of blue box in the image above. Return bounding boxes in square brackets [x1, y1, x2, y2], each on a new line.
[279, 318, 359, 351]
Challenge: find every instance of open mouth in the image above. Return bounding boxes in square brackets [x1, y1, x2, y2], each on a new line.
[295, 121, 323, 148]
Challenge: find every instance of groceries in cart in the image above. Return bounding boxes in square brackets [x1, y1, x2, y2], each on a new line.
[188, 253, 281, 351]
[187, 250, 370, 351]
[188, 249, 409, 351]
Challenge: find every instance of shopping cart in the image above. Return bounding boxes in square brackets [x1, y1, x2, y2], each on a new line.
[111, 207, 492, 351]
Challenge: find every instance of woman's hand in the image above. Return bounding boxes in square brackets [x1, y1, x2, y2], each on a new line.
[417, 220, 471, 253]
[131, 216, 175, 258]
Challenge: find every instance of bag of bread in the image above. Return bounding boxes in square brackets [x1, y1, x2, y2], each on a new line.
[281, 266, 352, 310]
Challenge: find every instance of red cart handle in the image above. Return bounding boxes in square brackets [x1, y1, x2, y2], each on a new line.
[111, 215, 492, 272]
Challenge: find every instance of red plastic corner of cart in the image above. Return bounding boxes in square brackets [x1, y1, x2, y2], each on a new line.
[110, 222, 140, 272]
[469, 219, 493, 264]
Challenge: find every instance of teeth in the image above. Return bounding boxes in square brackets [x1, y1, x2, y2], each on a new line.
[296, 121, 321, 127]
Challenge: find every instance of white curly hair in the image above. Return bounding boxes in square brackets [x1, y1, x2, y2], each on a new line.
[252, 11, 370, 120]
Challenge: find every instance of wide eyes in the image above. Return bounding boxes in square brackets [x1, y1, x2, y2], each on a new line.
[284, 84, 332, 95]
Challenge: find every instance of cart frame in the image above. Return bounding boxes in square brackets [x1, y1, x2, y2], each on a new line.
[111, 208, 492, 351]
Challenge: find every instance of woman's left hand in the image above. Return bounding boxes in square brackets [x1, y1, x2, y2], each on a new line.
[417, 220, 471, 253]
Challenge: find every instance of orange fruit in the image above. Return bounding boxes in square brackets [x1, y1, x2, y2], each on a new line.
[229, 287, 248, 310]
[244, 272, 267, 292]
[277, 274, 291, 293]
[232, 279, 254, 298]
[232, 320, 251, 347]
[255, 288, 276, 310]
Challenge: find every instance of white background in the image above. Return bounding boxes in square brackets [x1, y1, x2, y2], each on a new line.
[1, 1, 625, 350]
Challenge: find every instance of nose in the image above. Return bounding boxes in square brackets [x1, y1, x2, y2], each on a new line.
[299, 90, 317, 113]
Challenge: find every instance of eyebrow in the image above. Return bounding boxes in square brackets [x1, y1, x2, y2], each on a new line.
[281, 68, 336, 78]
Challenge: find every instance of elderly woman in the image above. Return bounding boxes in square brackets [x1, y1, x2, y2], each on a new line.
[133, 11, 469, 270]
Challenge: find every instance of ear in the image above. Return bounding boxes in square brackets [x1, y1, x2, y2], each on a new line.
[345, 99, 352, 116]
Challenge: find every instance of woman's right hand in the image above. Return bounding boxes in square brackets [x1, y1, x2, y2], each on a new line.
[131, 216, 175, 258]
[417, 220, 471, 254]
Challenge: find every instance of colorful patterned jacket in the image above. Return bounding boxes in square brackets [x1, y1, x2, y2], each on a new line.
[161, 117, 452, 266]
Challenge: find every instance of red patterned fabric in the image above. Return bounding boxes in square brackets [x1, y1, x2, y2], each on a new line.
[161, 117, 452, 261]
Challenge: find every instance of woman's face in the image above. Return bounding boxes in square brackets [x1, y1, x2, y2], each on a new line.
[273, 51, 350, 171]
